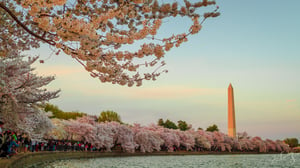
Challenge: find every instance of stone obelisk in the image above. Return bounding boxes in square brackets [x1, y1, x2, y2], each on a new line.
[228, 83, 236, 138]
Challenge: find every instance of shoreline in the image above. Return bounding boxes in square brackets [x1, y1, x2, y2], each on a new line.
[0, 151, 289, 168]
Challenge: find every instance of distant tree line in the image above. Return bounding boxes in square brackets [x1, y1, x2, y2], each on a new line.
[158, 118, 191, 131]
[98, 110, 122, 124]
[42, 104, 123, 124]
[42, 103, 86, 120]
[284, 138, 299, 148]
[158, 118, 219, 132]
[205, 124, 219, 132]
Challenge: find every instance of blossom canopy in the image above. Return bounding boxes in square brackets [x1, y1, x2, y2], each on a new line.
[0, 0, 220, 86]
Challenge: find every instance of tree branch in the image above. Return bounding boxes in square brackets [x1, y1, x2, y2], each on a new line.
[0, 2, 56, 46]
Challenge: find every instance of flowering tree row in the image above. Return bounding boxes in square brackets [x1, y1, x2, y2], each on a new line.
[46, 116, 290, 153]
[0, 0, 219, 86]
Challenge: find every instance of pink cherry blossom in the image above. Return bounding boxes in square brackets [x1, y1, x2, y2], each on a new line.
[0, 51, 59, 137]
[0, 0, 220, 86]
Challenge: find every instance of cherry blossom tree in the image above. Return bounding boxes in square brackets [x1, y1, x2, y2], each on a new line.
[193, 130, 211, 150]
[132, 124, 164, 152]
[18, 108, 54, 141]
[159, 129, 180, 152]
[93, 122, 119, 151]
[134, 129, 163, 152]
[251, 136, 267, 153]
[195, 135, 211, 150]
[0, 0, 220, 86]
[61, 117, 135, 152]
[232, 139, 242, 151]
[63, 118, 96, 142]
[46, 118, 68, 140]
[0, 51, 60, 134]
[212, 131, 234, 152]
[275, 140, 290, 152]
[175, 130, 195, 151]
[117, 124, 136, 153]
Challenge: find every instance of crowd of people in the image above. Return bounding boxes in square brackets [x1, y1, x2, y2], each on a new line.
[0, 121, 107, 159]
[0, 122, 108, 159]
[0, 121, 138, 159]
[0, 120, 185, 159]
[0, 122, 211, 160]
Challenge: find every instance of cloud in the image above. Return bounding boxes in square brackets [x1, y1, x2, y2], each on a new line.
[33, 63, 224, 101]
[79, 85, 224, 100]
[125, 86, 223, 99]
[286, 99, 296, 103]
[33, 65, 83, 76]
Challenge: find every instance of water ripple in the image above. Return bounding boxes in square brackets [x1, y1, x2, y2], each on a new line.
[43, 153, 300, 168]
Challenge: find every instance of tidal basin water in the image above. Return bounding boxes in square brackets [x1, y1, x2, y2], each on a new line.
[44, 153, 300, 168]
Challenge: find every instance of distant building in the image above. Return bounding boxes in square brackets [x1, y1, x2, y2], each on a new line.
[228, 83, 236, 138]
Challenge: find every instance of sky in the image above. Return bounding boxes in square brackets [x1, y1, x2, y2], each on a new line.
[24, 0, 300, 140]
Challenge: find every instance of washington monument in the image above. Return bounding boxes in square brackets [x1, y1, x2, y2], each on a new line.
[228, 83, 236, 138]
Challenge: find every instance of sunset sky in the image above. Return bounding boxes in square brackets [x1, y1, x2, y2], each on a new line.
[25, 1, 300, 140]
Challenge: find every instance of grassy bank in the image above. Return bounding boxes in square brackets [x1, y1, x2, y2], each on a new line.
[0, 151, 285, 168]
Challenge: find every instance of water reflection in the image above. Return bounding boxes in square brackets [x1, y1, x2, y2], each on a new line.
[43, 154, 300, 168]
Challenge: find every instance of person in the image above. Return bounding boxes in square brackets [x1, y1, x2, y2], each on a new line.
[0, 121, 4, 154]
[44, 140, 48, 151]
[41, 142, 44, 151]
[74, 141, 78, 151]
[11, 132, 18, 152]
[0, 129, 9, 157]
[35, 142, 39, 152]
[24, 137, 29, 153]
[17, 133, 24, 153]
[85, 143, 88, 151]
[0, 121, 4, 136]
[7, 134, 19, 158]
[31, 139, 36, 152]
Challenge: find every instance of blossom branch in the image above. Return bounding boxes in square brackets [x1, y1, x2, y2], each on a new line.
[0, 2, 56, 45]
